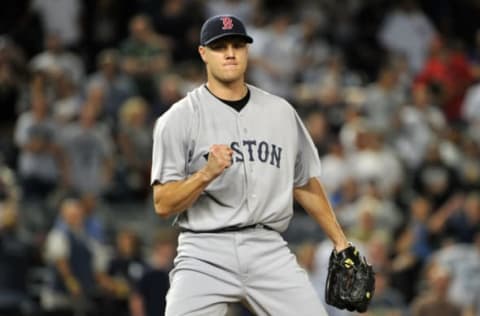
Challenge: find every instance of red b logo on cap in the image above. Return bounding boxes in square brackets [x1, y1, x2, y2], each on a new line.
[221, 16, 234, 30]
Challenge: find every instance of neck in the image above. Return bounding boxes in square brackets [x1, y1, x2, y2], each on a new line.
[206, 79, 247, 101]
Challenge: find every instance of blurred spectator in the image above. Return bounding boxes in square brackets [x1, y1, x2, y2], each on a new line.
[363, 64, 406, 136]
[130, 229, 177, 316]
[338, 103, 367, 154]
[430, 192, 480, 244]
[348, 129, 404, 197]
[327, 1, 360, 50]
[108, 229, 146, 286]
[292, 13, 331, 85]
[410, 262, 462, 316]
[304, 110, 331, 157]
[115, 97, 152, 200]
[469, 29, 480, 80]
[296, 51, 356, 121]
[176, 60, 205, 95]
[0, 37, 28, 130]
[0, 203, 37, 316]
[55, 192, 108, 245]
[346, 207, 385, 245]
[388, 53, 415, 93]
[0, 0, 44, 58]
[0, 156, 19, 204]
[367, 236, 393, 273]
[41, 197, 111, 315]
[455, 137, 480, 191]
[151, 73, 184, 118]
[430, 233, 480, 314]
[83, 83, 109, 125]
[86, 49, 137, 119]
[59, 102, 114, 196]
[13, 93, 67, 200]
[367, 270, 407, 316]
[51, 71, 82, 125]
[82, 0, 132, 70]
[331, 177, 360, 212]
[244, 7, 269, 62]
[80, 193, 108, 244]
[249, 13, 299, 99]
[412, 143, 459, 208]
[378, 0, 436, 74]
[30, 33, 85, 85]
[152, 0, 204, 63]
[394, 84, 446, 169]
[342, 182, 403, 239]
[31, 0, 83, 49]
[120, 14, 171, 102]
[316, 83, 347, 134]
[319, 140, 350, 196]
[414, 36, 473, 122]
[462, 80, 480, 128]
[436, 126, 463, 169]
[105, 229, 147, 316]
[391, 195, 434, 302]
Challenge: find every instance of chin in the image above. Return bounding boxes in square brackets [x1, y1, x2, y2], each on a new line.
[219, 74, 243, 84]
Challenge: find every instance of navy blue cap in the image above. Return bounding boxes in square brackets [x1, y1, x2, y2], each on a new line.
[200, 15, 253, 46]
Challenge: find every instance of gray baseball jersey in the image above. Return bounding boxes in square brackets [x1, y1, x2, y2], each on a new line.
[151, 84, 322, 232]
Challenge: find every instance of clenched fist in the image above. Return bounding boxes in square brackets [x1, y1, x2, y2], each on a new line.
[201, 144, 233, 181]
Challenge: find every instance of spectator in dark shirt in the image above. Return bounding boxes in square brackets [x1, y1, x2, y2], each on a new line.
[120, 14, 171, 102]
[105, 228, 147, 316]
[130, 229, 177, 316]
[0, 203, 37, 316]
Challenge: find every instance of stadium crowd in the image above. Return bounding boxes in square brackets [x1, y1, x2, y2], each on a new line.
[0, 0, 480, 315]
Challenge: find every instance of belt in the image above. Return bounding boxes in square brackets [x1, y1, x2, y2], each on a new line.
[179, 223, 275, 234]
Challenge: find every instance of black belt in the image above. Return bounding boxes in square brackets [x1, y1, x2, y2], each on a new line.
[179, 223, 275, 234]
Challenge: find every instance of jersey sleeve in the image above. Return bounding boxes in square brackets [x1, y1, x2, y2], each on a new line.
[150, 103, 192, 185]
[293, 111, 322, 187]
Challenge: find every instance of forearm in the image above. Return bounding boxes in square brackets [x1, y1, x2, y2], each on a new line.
[52, 145, 70, 185]
[153, 168, 214, 218]
[130, 292, 146, 316]
[294, 178, 348, 252]
[56, 259, 81, 294]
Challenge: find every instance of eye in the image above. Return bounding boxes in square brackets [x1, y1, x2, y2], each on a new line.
[233, 41, 247, 49]
[208, 42, 227, 50]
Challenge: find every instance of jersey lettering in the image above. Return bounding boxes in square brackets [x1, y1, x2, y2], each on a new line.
[270, 144, 282, 168]
[258, 141, 269, 162]
[200, 141, 282, 167]
[231, 141, 244, 162]
[243, 140, 257, 161]
[228, 140, 282, 168]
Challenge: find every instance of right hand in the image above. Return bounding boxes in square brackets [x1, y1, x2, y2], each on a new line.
[201, 144, 233, 181]
[65, 276, 82, 297]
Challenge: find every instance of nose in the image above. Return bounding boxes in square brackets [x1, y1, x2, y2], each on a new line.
[225, 44, 235, 58]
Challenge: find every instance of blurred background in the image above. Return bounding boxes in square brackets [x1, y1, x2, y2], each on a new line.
[0, 0, 479, 315]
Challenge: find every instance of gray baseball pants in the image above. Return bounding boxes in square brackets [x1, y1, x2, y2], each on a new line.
[165, 227, 328, 316]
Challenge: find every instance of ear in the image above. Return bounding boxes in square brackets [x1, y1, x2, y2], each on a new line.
[198, 46, 207, 63]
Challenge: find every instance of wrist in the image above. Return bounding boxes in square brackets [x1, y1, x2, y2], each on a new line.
[334, 240, 350, 253]
[198, 167, 216, 183]
[65, 275, 80, 292]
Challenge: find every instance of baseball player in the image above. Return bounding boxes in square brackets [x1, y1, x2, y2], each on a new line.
[151, 15, 350, 316]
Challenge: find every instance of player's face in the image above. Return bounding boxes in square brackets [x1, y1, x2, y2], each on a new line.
[199, 37, 249, 84]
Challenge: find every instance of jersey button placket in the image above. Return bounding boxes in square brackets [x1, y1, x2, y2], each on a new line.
[238, 118, 256, 211]
[242, 127, 254, 173]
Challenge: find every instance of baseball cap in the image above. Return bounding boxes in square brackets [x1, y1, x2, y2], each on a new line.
[200, 15, 253, 46]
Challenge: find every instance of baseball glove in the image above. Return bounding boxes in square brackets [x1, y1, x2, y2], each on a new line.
[325, 244, 375, 313]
